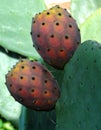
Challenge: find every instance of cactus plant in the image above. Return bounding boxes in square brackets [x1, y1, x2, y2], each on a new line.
[18, 40, 101, 130]
[56, 40, 101, 130]
[0, 0, 101, 130]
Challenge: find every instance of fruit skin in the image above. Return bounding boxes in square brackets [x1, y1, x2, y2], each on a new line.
[5, 59, 60, 111]
[31, 5, 81, 69]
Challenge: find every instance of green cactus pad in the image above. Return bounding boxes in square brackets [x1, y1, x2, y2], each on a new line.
[19, 107, 56, 130]
[71, 0, 101, 24]
[0, 0, 46, 58]
[81, 8, 101, 43]
[56, 40, 101, 130]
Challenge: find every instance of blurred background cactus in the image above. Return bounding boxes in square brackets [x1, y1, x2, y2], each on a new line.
[0, 0, 101, 130]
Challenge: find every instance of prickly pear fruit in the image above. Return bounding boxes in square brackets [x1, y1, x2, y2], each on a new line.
[31, 5, 81, 69]
[5, 59, 60, 111]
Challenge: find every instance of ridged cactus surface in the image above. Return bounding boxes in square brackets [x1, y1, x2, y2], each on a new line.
[19, 107, 56, 130]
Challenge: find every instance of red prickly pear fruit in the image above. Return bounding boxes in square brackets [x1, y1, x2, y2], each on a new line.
[31, 5, 81, 69]
[5, 59, 60, 111]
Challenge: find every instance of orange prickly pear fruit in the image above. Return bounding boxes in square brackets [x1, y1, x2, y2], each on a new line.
[5, 59, 60, 111]
[31, 5, 81, 69]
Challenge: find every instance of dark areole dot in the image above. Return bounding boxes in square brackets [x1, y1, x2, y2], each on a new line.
[78, 28, 80, 32]
[34, 59, 38, 62]
[47, 48, 51, 52]
[11, 74, 13, 77]
[37, 34, 40, 38]
[57, 6, 60, 8]
[10, 84, 12, 87]
[94, 60, 96, 63]
[86, 67, 88, 70]
[44, 80, 48, 83]
[30, 32, 32, 35]
[21, 66, 24, 69]
[47, 12, 50, 15]
[33, 20, 36, 24]
[80, 82, 83, 85]
[64, 8, 67, 11]
[65, 35, 69, 39]
[60, 49, 64, 52]
[32, 77, 35, 80]
[69, 24, 72, 28]
[54, 87, 57, 90]
[95, 125, 98, 129]
[77, 58, 79, 61]
[20, 76, 23, 79]
[87, 107, 90, 112]
[30, 60, 34, 62]
[56, 22, 59, 26]
[68, 76, 72, 79]
[32, 66, 36, 69]
[91, 47, 94, 50]
[50, 34, 54, 38]
[33, 44, 35, 47]
[58, 13, 62, 16]
[21, 59, 24, 62]
[19, 88, 22, 91]
[44, 90, 48, 94]
[42, 22, 45, 25]
[31, 88, 35, 92]
[68, 14, 72, 18]
[36, 47, 40, 51]
[77, 41, 80, 45]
